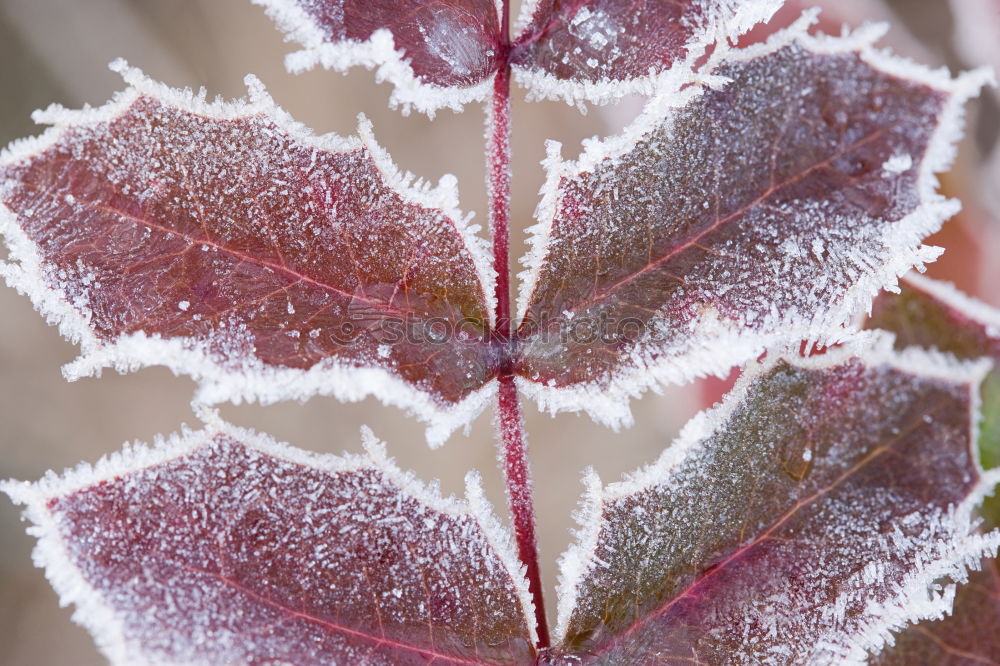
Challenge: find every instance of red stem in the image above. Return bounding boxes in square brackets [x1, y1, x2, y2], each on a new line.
[488, 0, 550, 649]
[489, 63, 513, 340]
[497, 374, 550, 648]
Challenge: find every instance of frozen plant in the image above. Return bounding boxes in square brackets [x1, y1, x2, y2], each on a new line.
[2, 0, 1000, 663]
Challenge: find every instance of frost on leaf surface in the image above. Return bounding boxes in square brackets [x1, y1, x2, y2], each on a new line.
[869, 274, 1000, 367]
[864, 275, 1000, 665]
[252, 0, 502, 114]
[548, 340, 1000, 665]
[868, 275, 1000, 478]
[869, 560, 1000, 665]
[510, 0, 781, 105]
[0, 64, 497, 447]
[515, 23, 987, 428]
[0, 419, 536, 665]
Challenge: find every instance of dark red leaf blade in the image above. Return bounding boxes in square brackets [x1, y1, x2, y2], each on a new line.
[514, 19, 988, 429]
[0, 63, 497, 447]
[510, 0, 781, 105]
[252, 0, 503, 114]
[864, 275, 1000, 664]
[547, 338, 1000, 664]
[868, 561, 1000, 665]
[1, 416, 537, 665]
[867, 274, 1000, 485]
[869, 273, 1000, 366]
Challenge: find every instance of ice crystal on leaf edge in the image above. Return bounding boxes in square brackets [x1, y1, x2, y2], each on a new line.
[0, 60, 498, 449]
[514, 13, 994, 432]
[250, 0, 504, 116]
[509, 0, 784, 108]
[251, 0, 785, 114]
[0, 410, 538, 664]
[553, 334, 1000, 663]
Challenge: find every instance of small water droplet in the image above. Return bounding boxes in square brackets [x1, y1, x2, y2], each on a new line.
[781, 438, 816, 482]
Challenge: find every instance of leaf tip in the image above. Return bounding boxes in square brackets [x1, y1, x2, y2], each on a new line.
[956, 65, 998, 98]
[192, 403, 222, 429]
[847, 20, 892, 47]
[542, 139, 564, 166]
[0, 478, 33, 507]
[424, 423, 450, 450]
[107, 57, 153, 95]
[359, 425, 387, 462]
[107, 57, 130, 76]
[798, 6, 823, 28]
[462, 470, 486, 507]
[242, 74, 271, 105]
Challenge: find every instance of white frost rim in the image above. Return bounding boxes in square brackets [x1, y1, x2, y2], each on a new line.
[900, 272, 1000, 339]
[514, 11, 993, 430]
[553, 333, 1000, 653]
[250, 0, 498, 116]
[0, 60, 498, 449]
[510, 0, 783, 108]
[0, 412, 539, 663]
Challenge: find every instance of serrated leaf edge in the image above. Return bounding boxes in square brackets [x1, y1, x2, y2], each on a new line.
[514, 12, 992, 431]
[898, 272, 1000, 337]
[0, 61, 498, 448]
[0, 412, 538, 664]
[552, 333, 1000, 661]
[250, 0, 502, 116]
[509, 0, 783, 108]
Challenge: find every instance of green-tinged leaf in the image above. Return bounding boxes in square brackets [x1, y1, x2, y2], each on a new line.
[866, 274, 1000, 664]
[545, 338, 997, 664]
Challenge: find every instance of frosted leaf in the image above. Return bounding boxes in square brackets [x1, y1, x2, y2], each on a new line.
[514, 20, 990, 429]
[868, 559, 1000, 664]
[869, 274, 1000, 365]
[864, 276, 1000, 663]
[867, 275, 1000, 479]
[872, 502, 1000, 659]
[0, 62, 497, 448]
[547, 338, 1000, 664]
[510, 0, 782, 106]
[251, 0, 503, 115]
[0, 416, 537, 665]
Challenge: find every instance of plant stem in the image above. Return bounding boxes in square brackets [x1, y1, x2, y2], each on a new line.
[497, 374, 550, 648]
[489, 62, 513, 340]
[488, 0, 550, 649]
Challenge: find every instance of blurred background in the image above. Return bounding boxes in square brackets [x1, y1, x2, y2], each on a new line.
[0, 1, 996, 663]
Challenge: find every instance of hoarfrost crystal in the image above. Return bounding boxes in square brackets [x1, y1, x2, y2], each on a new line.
[1, 418, 537, 665]
[0, 63, 497, 447]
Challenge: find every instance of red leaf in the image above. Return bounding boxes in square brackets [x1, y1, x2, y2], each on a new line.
[546, 338, 999, 663]
[514, 19, 988, 429]
[252, 0, 503, 114]
[869, 274, 1000, 363]
[866, 276, 1000, 485]
[869, 561, 1000, 665]
[0, 63, 496, 447]
[1, 417, 536, 665]
[510, 0, 781, 105]
[864, 275, 1000, 664]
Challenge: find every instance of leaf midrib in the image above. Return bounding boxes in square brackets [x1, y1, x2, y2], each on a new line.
[585, 400, 950, 657]
[187, 564, 503, 665]
[96, 201, 412, 318]
[542, 127, 889, 322]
